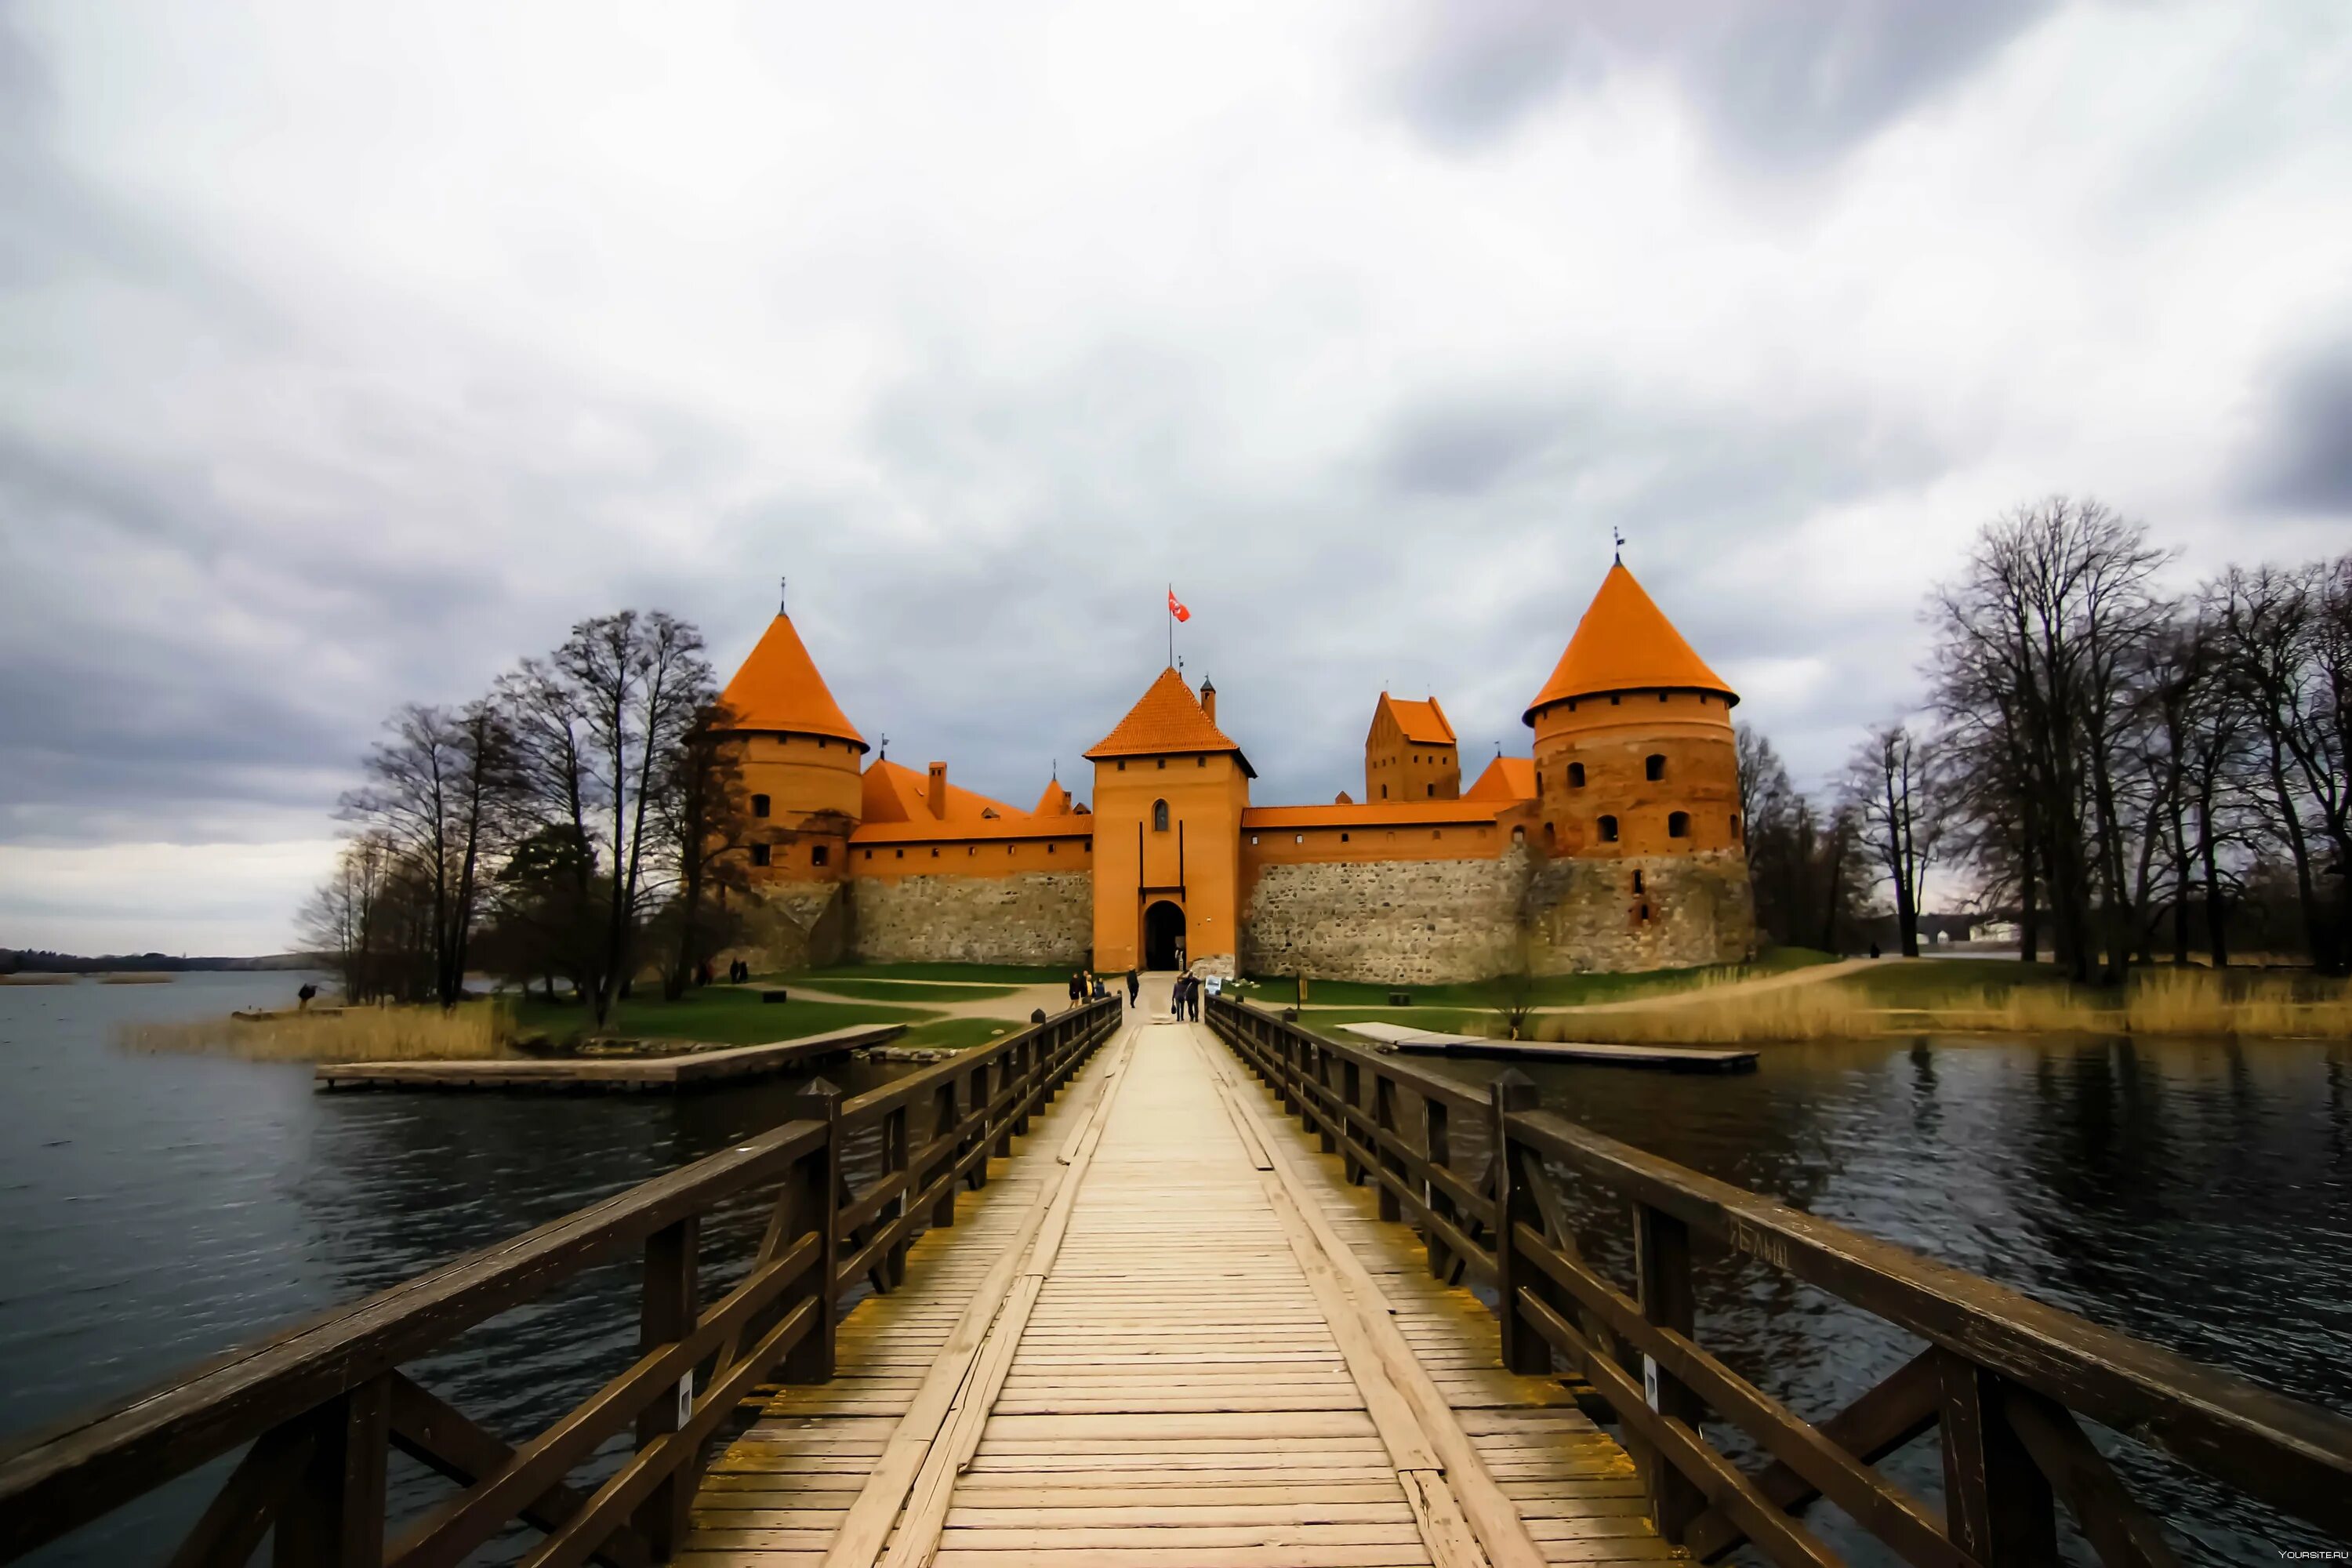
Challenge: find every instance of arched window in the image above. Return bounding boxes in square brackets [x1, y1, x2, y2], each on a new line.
[1543, 821, 1556, 848]
[1598, 815, 1619, 843]
[1668, 811, 1690, 839]
[1731, 812, 1741, 838]
[1425, 784, 1435, 798]
[1568, 763, 1586, 788]
[750, 843, 771, 866]
[1381, 784, 1388, 799]
[1152, 799, 1170, 831]
[1645, 754, 1665, 782]
[811, 844, 829, 866]
[751, 793, 771, 818]
[1632, 870, 1644, 894]
[1511, 825, 1526, 844]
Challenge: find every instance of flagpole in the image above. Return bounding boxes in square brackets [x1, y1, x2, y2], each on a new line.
[1167, 583, 1174, 669]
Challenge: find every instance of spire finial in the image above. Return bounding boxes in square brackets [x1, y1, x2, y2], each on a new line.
[779, 575, 789, 614]
[1612, 528, 1624, 564]
[1051, 757, 1058, 782]
[877, 731, 888, 760]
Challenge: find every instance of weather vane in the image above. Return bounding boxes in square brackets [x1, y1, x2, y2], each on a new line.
[779, 575, 788, 614]
[1612, 528, 1624, 564]
[877, 731, 888, 760]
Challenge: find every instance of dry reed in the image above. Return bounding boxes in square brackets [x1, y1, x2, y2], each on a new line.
[122, 1002, 511, 1062]
[1527, 966, 2352, 1044]
[99, 974, 173, 985]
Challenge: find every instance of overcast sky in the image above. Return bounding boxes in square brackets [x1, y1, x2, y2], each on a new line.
[3, 2, 2349, 954]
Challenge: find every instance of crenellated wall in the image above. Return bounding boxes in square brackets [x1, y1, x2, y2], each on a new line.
[849, 872, 1094, 967]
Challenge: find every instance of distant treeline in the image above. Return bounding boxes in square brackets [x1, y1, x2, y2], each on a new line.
[0, 950, 315, 974]
[1738, 496, 2350, 981]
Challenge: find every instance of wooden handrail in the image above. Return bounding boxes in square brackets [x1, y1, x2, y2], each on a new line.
[0, 996, 1123, 1566]
[1205, 993, 2352, 1566]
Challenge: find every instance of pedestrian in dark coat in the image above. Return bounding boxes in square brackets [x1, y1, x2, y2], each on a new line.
[1186, 978, 1201, 1021]
[1126, 968, 1139, 1008]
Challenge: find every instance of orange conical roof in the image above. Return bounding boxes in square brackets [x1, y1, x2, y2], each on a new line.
[718, 615, 867, 749]
[1086, 667, 1255, 776]
[1523, 563, 1735, 723]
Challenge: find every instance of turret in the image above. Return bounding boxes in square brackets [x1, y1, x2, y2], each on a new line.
[1521, 564, 1742, 861]
[714, 611, 867, 881]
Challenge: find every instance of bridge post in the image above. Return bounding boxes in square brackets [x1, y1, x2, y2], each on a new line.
[1489, 1071, 1548, 1375]
[969, 1059, 996, 1179]
[634, 1215, 700, 1557]
[930, 1080, 960, 1227]
[1632, 1203, 1704, 1544]
[1312, 1047, 1338, 1153]
[273, 1375, 389, 1567]
[881, 1106, 911, 1288]
[1374, 1075, 1403, 1221]
[1009, 1037, 1030, 1140]
[783, 1081, 841, 1385]
[1341, 1059, 1364, 1184]
[1423, 1099, 1455, 1279]
[1939, 1355, 2058, 1566]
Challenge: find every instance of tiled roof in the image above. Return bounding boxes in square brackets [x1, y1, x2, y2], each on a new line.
[1033, 779, 1077, 816]
[1523, 563, 1735, 721]
[1085, 667, 1254, 775]
[717, 615, 866, 748]
[858, 759, 1023, 827]
[1380, 694, 1456, 746]
[1464, 756, 1537, 803]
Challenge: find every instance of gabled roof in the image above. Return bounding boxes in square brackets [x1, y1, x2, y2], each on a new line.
[717, 615, 867, 748]
[1523, 563, 1736, 722]
[1084, 667, 1256, 776]
[859, 759, 1022, 826]
[1377, 694, 1456, 746]
[1464, 756, 1537, 803]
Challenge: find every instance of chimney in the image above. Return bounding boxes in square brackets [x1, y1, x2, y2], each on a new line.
[1200, 677, 1217, 725]
[927, 760, 949, 818]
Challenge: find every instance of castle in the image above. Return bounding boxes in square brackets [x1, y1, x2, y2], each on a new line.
[714, 563, 1756, 982]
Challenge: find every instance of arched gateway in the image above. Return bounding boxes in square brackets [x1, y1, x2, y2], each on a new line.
[1143, 900, 1185, 971]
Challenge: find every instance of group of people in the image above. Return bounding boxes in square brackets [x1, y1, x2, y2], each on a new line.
[1170, 971, 1217, 1020]
[1069, 969, 1143, 1007]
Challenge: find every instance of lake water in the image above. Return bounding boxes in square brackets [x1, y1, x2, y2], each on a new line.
[2, 978, 2347, 1564]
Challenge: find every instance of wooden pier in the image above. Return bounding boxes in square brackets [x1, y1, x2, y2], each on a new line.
[5, 991, 2352, 1568]
[314, 1024, 907, 1094]
[1333, 1022, 1758, 1075]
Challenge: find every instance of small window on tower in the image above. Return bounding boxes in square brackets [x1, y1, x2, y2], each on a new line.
[1568, 763, 1585, 788]
[752, 794, 771, 818]
[1598, 815, 1620, 842]
[1668, 811, 1690, 839]
[812, 845, 829, 866]
[1731, 813, 1741, 837]
[1152, 799, 1170, 831]
[1425, 784, 1435, 797]
[1632, 870, 1644, 894]
[1646, 754, 1665, 782]
[750, 843, 771, 867]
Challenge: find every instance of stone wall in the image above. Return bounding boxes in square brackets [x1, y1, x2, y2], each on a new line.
[1240, 850, 1531, 985]
[1522, 851, 1755, 974]
[848, 872, 1094, 967]
[728, 882, 851, 974]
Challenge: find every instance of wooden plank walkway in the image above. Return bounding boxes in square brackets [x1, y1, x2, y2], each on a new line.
[687, 1001, 1678, 1568]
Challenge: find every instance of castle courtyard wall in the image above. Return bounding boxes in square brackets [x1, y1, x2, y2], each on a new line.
[1240, 848, 1531, 985]
[848, 871, 1094, 967]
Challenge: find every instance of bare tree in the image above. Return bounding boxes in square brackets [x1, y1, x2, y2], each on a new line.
[1845, 723, 1941, 957]
[654, 701, 752, 1000]
[339, 700, 520, 1007]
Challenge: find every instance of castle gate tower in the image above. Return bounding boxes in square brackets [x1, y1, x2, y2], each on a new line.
[1085, 669, 1254, 974]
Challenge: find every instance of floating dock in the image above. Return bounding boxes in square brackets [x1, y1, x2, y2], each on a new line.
[314, 1022, 906, 1093]
[1336, 1020, 1758, 1073]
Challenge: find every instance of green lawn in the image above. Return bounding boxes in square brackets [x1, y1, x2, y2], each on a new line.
[1830, 959, 2082, 1005]
[792, 978, 1020, 1003]
[514, 988, 940, 1047]
[784, 962, 1073, 985]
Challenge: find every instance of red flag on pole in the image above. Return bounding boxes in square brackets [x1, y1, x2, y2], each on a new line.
[1167, 589, 1191, 622]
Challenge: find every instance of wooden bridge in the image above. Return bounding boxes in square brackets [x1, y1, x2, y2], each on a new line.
[4, 986, 2351, 1567]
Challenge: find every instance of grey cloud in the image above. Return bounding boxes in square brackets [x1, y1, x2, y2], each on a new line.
[2241, 340, 2352, 513]
[1387, 0, 2059, 162]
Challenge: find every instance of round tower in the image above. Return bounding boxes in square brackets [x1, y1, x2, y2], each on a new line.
[1522, 562, 1741, 857]
[714, 611, 867, 884]
[1519, 562, 1753, 968]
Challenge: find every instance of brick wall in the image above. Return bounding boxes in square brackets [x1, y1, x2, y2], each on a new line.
[1522, 851, 1755, 973]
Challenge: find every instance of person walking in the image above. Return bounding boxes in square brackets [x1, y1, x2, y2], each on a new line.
[1186, 976, 1201, 1022]
[1125, 967, 1139, 1008]
[1069, 970, 1084, 1007]
[1169, 975, 1186, 1020]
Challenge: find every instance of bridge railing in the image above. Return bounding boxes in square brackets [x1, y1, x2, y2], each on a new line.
[0, 995, 1122, 1568]
[1207, 993, 2352, 1567]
